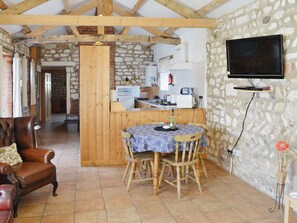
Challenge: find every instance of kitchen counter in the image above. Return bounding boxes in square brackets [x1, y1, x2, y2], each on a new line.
[135, 99, 177, 110]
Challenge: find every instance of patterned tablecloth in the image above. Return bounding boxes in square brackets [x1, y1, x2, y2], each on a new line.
[127, 124, 207, 153]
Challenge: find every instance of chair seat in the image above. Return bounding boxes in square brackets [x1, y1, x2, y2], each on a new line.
[161, 153, 198, 166]
[12, 162, 55, 187]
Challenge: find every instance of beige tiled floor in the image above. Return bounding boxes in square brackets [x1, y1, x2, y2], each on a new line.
[15, 116, 285, 223]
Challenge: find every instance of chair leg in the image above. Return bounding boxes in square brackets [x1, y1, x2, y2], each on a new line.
[192, 164, 202, 193]
[13, 195, 20, 218]
[127, 162, 135, 191]
[159, 162, 166, 186]
[185, 166, 189, 185]
[122, 162, 130, 182]
[52, 181, 58, 196]
[177, 166, 181, 199]
[200, 156, 208, 178]
[149, 160, 154, 178]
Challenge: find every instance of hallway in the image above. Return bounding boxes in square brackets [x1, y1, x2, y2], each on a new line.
[14, 116, 284, 223]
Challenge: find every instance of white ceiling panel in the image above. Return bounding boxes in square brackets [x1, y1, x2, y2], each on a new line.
[0, 24, 22, 35]
[138, 0, 182, 18]
[23, 0, 64, 15]
[175, 0, 214, 11]
[206, 0, 255, 18]
[128, 27, 154, 36]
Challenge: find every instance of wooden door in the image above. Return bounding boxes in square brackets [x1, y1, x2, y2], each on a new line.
[45, 72, 51, 121]
[80, 46, 110, 166]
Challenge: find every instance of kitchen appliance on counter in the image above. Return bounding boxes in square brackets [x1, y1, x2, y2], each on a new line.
[176, 95, 195, 108]
[180, 87, 194, 95]
[116, 86, 140, 109]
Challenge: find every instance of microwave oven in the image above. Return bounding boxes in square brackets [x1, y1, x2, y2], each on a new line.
[176, 95, 195, 108]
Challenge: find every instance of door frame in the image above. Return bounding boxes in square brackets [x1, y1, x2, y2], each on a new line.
[40, 68, 68, 123]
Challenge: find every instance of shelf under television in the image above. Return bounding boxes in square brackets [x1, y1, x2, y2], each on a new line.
[233, 86, 272, 93]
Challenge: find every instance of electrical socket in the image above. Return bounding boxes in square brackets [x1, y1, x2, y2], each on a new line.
[232, 149, 242, 157]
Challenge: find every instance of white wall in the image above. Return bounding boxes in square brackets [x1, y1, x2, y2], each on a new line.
[153, 29, 207, 107]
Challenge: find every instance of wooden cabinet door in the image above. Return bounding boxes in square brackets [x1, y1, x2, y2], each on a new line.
[80, 46, 110, 166]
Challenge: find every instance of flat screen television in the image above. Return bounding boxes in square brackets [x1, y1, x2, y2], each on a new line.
[226, 34, 284, 79]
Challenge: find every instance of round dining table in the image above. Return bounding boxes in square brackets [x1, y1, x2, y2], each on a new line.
[127, 124, 207, 195]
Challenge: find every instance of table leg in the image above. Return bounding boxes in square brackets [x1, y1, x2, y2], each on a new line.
[153, 152, 160, 195]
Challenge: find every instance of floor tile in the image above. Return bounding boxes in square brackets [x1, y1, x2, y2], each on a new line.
[137, 201, 172, 220]
[41, 214, 74, 223]
[164, 200, 201, 216]
[74, 210, 108, 223]
[14, 216, 42, 223]
[17, 203, 46, 217]
[205, 209, 246, 223]
[75, 198, 105, 213]
[75, 188, 103, 201]
[106, 206, 141, 223]
[43, 201, 75, 216]
[104, 194, 134, 209]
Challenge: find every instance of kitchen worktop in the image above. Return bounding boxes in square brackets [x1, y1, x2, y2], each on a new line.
[135, 99, 177, 110]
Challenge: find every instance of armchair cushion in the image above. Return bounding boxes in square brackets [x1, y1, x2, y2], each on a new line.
[19, 148, 55, 163]
[12, 162, 55, 188]
[0, 184, 15, 223]
[0, 143, 23, 166]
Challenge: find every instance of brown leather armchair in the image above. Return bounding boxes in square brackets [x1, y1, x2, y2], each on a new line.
[0, 184, 16, 223]
[0, 116, 58, 217]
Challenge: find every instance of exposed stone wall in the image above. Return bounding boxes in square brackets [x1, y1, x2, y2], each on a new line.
[0, 28, 13, 51]
[115, 42, 154, 86]
[206, 0, 297, 197]
[51, 74, 66, 100]
[41, 44, 79, 99]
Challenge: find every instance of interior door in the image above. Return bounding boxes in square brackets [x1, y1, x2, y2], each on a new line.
[45, 72, 51, 121]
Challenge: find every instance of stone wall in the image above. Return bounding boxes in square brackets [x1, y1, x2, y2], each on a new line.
[115, 42, 154, 86]
[206, 0, 297, 197]
[41, 44, 79, 99]
[0, 28, 13, 52]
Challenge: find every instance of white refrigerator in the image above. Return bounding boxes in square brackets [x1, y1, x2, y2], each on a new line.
[115, 86, 140, 109]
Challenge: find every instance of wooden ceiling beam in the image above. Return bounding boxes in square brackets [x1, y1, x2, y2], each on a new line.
[165, 0, 227, 35]
[2, 0, 49, 14]
[97, 0, 113, 35]
[155, 0, 202, 18]
[102, 0, 112, 16]
[0, 14, 217, 28]
[97, 0, 104, 34]
[25, 0, 98, 37]
[18, 34, 181, 45]
[0, 0, 8, 10]
[114, 4, 171, 37]
[121, 0, 146, 35]
[62, 0, 80, 36]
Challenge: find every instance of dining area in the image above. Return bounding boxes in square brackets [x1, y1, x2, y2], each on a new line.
[11, 119, 285, 223]
[121, 122, 209, 199]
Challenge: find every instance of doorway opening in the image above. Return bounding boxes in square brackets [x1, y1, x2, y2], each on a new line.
[41, 68, 67, 123]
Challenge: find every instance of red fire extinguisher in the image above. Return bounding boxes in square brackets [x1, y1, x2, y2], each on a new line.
[168, 73, 174, 86]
